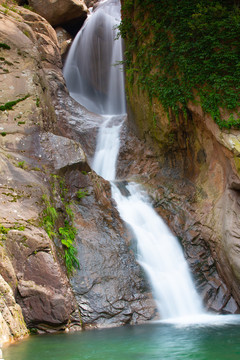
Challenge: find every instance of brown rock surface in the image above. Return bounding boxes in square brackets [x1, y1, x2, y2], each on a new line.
[118, 82, 240, 314]
[0, 1, 157, 341]
[0, 3, 82, 340]
[28, 0, 88, 29]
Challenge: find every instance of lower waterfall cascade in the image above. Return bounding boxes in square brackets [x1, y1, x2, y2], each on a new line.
[63, 0, 204, 319]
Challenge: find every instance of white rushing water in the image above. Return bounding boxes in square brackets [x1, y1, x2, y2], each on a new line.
[111, 182, 203, 318]
[63, 0, 126, 115]
[63, 0, 203, 319]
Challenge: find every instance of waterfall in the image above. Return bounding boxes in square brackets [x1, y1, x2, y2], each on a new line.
[63, 0, 203, 319]
[63, 0, 126, 115]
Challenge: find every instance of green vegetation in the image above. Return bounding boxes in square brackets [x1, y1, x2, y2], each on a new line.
[0, 94, 30, 111]
[23, 4, 34, 11]
[41, 176, 84, 276]
[0, 43, 11, 50]
[41, 194, 58, 239]
[1, 132, 7, 137]
[76, 188, 89, 200]
[1, 2, 18, 13]
[0, 223, 25, 240]
[23, 30, 30, 38]
[17, 161, 26, 169]
[119, 0, 240, 129]
[0, 224, 10, 240]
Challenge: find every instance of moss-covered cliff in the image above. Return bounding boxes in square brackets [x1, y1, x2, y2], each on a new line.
[119, 0, 240, 313]
[120, 0, 240, 129]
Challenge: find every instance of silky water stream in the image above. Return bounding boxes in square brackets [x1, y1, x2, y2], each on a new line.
[4, 0, 240, 359]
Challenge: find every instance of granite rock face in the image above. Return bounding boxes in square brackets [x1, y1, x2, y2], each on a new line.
[118, 81, 240, 314]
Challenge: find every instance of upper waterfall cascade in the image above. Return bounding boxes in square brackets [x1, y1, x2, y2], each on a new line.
[63, 0, 203, 319]
[63, 0, 126, 115]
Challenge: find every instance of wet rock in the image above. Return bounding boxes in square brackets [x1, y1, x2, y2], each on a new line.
[0, 1, 158, 340]
[84, 0, 100, 9]
[69, 172, 157, 327]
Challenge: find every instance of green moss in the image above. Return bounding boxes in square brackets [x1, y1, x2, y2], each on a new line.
[76, 188, 89, 200]
[23, 30, 30, 38]
[0, 43, 11, 50]
[17, 161, 26, 169]
[0, 223, 25, 240]
[23, 4, 34, 11]
[0, 94, 30, 111]
[119, 0, 240, 129]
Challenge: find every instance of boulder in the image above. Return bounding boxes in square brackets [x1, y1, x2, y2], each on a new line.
[28, 0, 88, 30]
[39, 132, 88, 172]
[4, 228, 80, 331]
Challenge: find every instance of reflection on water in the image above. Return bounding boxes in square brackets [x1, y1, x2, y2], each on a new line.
[4, 320, 240, 360]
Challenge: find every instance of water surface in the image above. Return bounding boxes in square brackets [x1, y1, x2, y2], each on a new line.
[4, 320, 240, 360]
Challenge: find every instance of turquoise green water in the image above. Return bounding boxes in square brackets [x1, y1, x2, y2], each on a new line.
[4, 320, 240, 360]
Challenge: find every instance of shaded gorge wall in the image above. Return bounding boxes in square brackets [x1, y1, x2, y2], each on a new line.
[118, 0, 240, 314]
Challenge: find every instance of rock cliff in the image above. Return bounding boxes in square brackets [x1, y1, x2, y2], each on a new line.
[0, 0, 156, 344]
[119, 0, 240, 314]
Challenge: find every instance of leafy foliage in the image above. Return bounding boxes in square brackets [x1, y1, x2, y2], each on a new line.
[59, 221, 80, 273]
[76, 188, 89, 200]
[41, 175, 82, 275]
[119, 0, 240, 129]
[0, 43, 11, 50]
